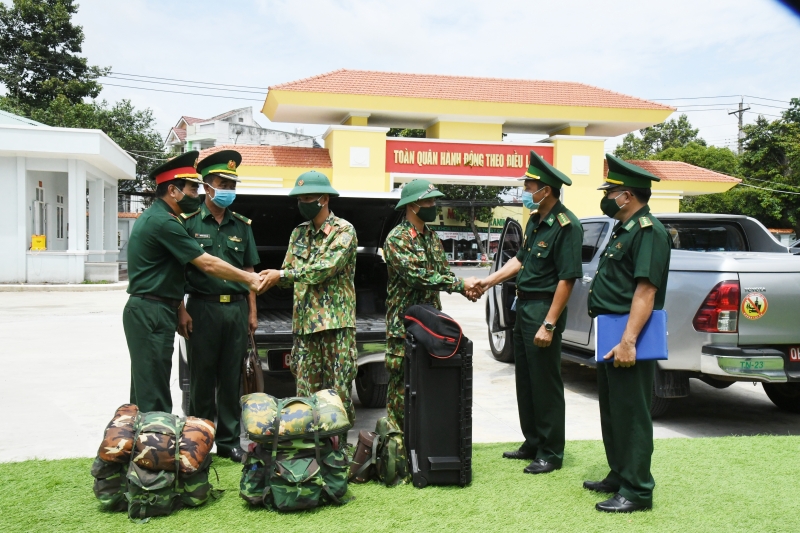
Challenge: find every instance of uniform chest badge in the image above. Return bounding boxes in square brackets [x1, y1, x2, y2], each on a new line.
[195, 233, 210, 238]
[615, 242, 623, 249]
[537, 241, 548, 248]
[228, 236, 242, 242]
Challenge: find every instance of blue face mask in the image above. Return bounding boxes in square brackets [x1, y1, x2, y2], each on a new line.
[208, 185, 236, 208]
[522, 187, 548, 211]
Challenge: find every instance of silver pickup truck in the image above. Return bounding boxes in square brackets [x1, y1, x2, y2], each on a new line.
[486, 213, 800, 417]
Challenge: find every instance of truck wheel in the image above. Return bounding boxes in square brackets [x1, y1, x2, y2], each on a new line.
[488, 326, 515, 363]
[356, 362, 388, 408]
[650, 385, 671, 419]
[762, 383, 800, 413]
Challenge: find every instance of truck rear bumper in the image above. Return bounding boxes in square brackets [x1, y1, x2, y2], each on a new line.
[701, 345, 797, 382]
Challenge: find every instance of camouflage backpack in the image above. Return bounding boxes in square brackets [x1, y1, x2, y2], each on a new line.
[239, 393, 351, 511]
[92, 409, 219, 521]
[374, 417, 410, 486]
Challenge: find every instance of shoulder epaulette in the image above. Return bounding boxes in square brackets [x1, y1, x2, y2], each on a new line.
[557, 213, 571, 227]
[231, 211, 251, 225]
[639, 216, 653, 229]
[180, 209, 201, 220]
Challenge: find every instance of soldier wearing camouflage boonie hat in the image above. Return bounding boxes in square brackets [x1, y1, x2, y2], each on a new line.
[383, 179, 481, 430]
[258, 170, 358, 432]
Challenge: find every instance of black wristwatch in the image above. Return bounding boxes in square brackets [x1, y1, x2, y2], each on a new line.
[543, 320, 556, 332]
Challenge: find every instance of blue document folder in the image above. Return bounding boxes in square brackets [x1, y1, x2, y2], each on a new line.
[594, 310, 668, 363]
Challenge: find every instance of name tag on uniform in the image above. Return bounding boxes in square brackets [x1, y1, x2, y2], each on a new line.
[195, 233, 210, 238]
[228, 236, 242, 242]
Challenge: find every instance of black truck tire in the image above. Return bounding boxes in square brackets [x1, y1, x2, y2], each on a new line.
[650, 384, 672, 419]
[488, 326, 515, 363]
[355, 362, 388, 408]
[762, 382, 800, 413]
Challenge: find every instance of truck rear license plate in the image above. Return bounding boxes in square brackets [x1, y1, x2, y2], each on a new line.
[267, 350, 292, 370]
[790, 346, 800, 363]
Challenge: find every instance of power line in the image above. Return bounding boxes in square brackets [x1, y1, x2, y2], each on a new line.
[104, 75, 267, 95]
[101, 82, 263, 102]
[109, 71, 272, 91]
[651, 95, 741, 100]
[737, 182, 800, 195]
[744, 95, 793, 104]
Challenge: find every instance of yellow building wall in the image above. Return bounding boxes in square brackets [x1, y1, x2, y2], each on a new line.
[323, 127, 390, 192]
[237, 165, 332, 189]
[425, 121, 503, 141]
[551, 136, 608, 218]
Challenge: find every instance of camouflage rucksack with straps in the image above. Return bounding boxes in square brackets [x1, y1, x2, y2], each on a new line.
[91, 409, 220, 521]
[239, 391, 352, 511]
[374, 417, 410, 486]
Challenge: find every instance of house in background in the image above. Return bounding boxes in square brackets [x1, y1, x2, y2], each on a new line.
[0, 113, 135, 284]
[164, 107, 317, 153]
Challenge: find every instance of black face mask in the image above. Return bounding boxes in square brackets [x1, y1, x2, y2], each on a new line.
[174, 187, 201, 213]
[413, 203, 438, 223]
[298, 197, 324, 220]
[600, 191, 627, 218]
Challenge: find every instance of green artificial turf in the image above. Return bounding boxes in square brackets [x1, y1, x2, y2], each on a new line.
[1, 437, 799, 533]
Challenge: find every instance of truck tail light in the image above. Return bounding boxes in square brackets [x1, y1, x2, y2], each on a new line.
[692, 280, 740, 333]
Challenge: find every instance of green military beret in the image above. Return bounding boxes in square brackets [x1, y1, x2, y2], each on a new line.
[288, 170, 339, 197]
[197, 149, 242, 182]
[149, 150, 202, 185]
[600, 154, 660, 190]
[519, 150, 572, 189]
[395, 179, 446, 210]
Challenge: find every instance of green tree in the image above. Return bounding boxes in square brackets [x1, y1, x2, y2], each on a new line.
[0, 95, 167, 193]
[614, 114, 705, 159]
[0, 0, 108, 108]
[387, 127, 425, 138]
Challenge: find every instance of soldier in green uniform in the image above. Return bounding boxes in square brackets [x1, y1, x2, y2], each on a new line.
[383, 179, 482, 430]
[584, 155, 671, 513]
[479, 151, 583, 475]
[177, 150, 260, 462]
[259, 171, 359, 425]
[124, 151, 264, 415]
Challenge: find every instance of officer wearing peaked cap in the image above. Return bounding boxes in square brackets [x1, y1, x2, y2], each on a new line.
[123, 151, 265, 415]
[583, 154, 671, 513]
[383, 179, 483, 430]
[178, 150, 259, 462]
[258, 171, 360, 430]
[479, 151, 583, 475]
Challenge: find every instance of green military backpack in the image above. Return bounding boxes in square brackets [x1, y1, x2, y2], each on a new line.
[374, 417, 410, 486]
[92, 410, 220, 521]
[239, 391, 352, 511]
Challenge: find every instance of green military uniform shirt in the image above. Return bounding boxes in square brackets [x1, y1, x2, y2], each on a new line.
[384, 220, 465, 339]
[588, 206, 671, 317]
[126, 198, 205, 300]
[280, 212, 358, 335]
[181, 204, 260, 295]
[515, 200, 583, 293]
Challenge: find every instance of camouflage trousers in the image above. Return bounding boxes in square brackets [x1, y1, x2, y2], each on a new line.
[386, 337, 406, 430]
[292, 328, 357, 425]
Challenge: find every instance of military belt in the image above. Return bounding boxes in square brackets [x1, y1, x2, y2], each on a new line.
[188, 293, 247, 303]
[516, 290, 554, 301]
[131, 294, 182, 309]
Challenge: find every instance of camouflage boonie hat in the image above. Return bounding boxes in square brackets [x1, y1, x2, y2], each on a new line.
[395, 179, 445, 210]
[289, 170, 339, 197]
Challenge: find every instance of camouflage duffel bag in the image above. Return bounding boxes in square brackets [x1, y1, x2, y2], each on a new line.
[132, 412, 181, 471]
[98, 404, 139, 464]
[241, 389, 352, 443]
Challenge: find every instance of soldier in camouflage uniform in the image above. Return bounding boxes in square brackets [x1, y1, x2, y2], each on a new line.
[384, 179, 481, 430]
[260, 171, 358, 425]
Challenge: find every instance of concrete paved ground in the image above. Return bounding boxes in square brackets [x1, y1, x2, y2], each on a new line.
[0, 271, 798, 463]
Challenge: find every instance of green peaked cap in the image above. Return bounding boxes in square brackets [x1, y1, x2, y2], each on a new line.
[197, 149, 242, 181]
[600, 154, 660, 190]
[148, 150, 202, 184]
[395, 179, 445, 210]
[519, 150, 571, 189]
[288, 170, 339, 197]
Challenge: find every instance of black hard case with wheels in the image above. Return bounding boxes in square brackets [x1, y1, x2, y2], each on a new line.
[403, 333, 473, 488]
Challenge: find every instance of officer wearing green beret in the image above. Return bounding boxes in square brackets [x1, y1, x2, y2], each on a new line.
[479, 151, 583, 475]
[259, 171, 359, 427]
[583, 154, 671, 513]
[124, 151, 265, 415]
[177, 150, 259, 462]
[383, 179, 482, 430]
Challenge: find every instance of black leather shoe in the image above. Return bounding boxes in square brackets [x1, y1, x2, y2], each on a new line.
[595, 493, 652, 513]
[217, 446, 245, 463]
[503, 449, 536, 460]
[523, 459, 560, 474]
[583, 479, 619, 493]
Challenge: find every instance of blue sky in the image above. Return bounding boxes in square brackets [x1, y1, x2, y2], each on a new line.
[62, 0, 800, 151]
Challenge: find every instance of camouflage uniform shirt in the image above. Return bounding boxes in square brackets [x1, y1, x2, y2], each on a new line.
[384, 220, 465, 340]
[280, 212, 357, 335]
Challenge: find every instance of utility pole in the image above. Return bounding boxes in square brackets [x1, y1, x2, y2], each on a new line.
[728, 97, 750, 156]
